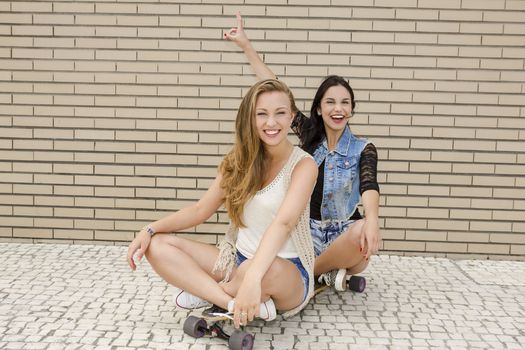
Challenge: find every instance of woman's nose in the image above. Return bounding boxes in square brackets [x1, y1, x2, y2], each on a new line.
[265, 115, 277, 126]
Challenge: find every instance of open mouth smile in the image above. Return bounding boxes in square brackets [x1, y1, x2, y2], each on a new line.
[264, 129, 280, 136]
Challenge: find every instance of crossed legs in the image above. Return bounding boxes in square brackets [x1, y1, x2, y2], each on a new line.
[221, 258, 304, 311]
[145, 234, 232, 309]
[145, 234, 304, 312]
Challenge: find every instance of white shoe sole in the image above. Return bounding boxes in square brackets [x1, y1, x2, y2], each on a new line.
[259, 298, 276, 321]
[334, 269, 347, 292]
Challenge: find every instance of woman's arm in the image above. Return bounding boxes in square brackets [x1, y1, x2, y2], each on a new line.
[358, 143, 381, 259]
[360, 189, 380, 259]
[127, 174, 225, 270]
[231, 157, 317, 323]
[146, 174, 225, 234]
[224, 12, 276, 80]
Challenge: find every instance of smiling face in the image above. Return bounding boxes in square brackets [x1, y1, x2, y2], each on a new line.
[255, 90, 294, 147]
[318, 84, 353, 134]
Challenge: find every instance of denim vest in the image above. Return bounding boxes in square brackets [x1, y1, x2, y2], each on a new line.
[312, 126, 368, 222]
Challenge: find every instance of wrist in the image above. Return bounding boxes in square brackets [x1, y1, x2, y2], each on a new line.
[142, 225, 156, 237]
[245, 267, 264, 282]
[240, 41, 254, 52]
[365, 216, 379, 225]
[365, 212, 379, 220]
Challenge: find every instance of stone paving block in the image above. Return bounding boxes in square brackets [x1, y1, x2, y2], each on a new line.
[1, 244, 525, 349]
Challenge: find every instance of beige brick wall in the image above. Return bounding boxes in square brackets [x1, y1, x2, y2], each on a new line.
[1, 1, 524, 259]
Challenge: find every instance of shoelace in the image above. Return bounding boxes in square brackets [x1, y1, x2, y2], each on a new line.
[318, 271, 336, 286]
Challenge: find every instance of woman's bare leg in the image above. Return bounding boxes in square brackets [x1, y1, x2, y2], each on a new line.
[221, 258, 304, 311]
[314, 219, 369, 276]
[145, 234, 233, 310]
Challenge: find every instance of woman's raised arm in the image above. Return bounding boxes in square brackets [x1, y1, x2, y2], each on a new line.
[223, 12, 276, 81]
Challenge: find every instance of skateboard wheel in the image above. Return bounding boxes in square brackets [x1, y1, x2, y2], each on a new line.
[348, 276, 366, 293]
[183, 315, 207, 338]
[229, 330, 254, 350]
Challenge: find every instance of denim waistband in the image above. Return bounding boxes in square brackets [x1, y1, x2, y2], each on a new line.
[310, 218, 353, 231]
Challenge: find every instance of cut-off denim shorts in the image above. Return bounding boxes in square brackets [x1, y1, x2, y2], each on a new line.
[236, 250, 309, 302]
[310, 218, 356, 257]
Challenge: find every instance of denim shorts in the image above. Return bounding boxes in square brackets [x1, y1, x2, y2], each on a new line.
[236, 250, 309, 302]
[310, 218, 356, 257]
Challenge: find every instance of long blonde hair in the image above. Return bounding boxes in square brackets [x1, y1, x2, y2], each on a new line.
[219, 79, 298, 227]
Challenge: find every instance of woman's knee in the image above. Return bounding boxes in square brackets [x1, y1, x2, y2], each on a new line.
[345, 220, 365, 246]
[347, 257, 369, 275]
[230, 258, 296, 294]
[145, 234, 178, 261]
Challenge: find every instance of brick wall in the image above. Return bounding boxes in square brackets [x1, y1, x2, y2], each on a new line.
[1, 1, 524, 259]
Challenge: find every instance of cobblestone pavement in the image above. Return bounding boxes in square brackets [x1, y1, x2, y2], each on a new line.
[1, 243, 524, 350]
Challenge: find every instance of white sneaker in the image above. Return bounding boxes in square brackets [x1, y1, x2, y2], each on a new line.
[173, 287, 210, 310]
[317, 268, 347, 292]
[227, 298, 277, 321]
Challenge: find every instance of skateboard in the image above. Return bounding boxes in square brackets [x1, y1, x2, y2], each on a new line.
[183, 306, 255, 350]
[314, 275, 366, 295]
[183, 275, 366, 349]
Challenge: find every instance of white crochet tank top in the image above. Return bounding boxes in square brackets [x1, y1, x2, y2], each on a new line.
[236, 146, 306, 259]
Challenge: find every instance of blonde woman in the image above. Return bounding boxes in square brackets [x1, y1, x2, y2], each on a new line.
[127, 80, 317, 328]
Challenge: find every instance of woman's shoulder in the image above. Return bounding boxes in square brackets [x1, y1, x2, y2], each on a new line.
[286, 147, 317, 186]
[288, 147, 316, 174]
[292, 146, 314, 162]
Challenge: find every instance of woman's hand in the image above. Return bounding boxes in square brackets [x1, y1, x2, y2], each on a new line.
[223, 12, 250, 50]
[360, 217, 381, 260]
[232, 275, 262, 328]
[126, 229, 151, 271]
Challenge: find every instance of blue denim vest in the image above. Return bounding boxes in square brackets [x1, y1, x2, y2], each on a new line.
[312, 126, 368, 221]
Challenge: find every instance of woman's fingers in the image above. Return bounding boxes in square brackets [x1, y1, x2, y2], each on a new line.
[236, 12, 243, 30]
[233, 304, 258, 328]
[247, 305, 256, 323]
[359, 228, 366, 254]
[233, 307, 246, 328]
[139, 237, 149, 260]
[361, 239, 369, 260]
[127, 232, 150, 271]
[366, 238, 374, 260]
[223, 28, 237, 40]
[126, 243, 137, 270]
